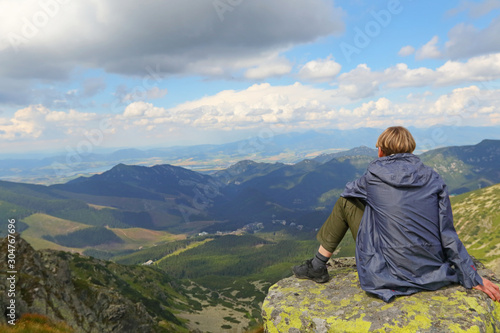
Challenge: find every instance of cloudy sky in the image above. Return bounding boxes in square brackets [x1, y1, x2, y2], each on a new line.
[1, 0, 500, 155]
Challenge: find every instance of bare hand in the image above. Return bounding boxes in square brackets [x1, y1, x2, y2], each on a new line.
[473, 277, 500, 302]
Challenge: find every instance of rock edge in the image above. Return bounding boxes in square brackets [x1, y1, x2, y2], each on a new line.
[262, 257, 500, 333]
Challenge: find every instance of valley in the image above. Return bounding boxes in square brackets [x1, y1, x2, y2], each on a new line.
[0, 138, 499, 332]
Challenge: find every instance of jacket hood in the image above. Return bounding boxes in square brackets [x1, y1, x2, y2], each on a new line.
[369, 153, 432, 188]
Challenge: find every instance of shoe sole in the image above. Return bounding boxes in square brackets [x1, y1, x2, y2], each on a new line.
[293, 270, 329, 283]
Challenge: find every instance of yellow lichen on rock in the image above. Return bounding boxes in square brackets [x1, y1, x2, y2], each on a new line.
[262, 257, 500, 332]
[327, 314, 372, 332]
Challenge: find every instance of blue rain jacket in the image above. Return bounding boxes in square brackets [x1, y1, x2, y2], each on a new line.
[341, 153, 483, 302]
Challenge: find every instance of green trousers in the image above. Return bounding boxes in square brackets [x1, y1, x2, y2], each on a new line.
[316, 197, 365, 253]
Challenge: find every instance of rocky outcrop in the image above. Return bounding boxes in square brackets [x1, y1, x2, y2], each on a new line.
[0, 236, 180, 332]
[262, 257, 500, 332]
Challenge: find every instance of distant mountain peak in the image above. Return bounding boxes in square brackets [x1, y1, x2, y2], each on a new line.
[231, 160, 258, 167]
[313, 146, 378, 164]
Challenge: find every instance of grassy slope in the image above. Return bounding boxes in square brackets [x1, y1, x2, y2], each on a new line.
[21, 213, 90, 251]
[109, 227, 185, 246]
[20, 213, 184, 253]
[423, 154, 473, 192]
[154, 238, 214, 264]
[451, 183, 500, 276]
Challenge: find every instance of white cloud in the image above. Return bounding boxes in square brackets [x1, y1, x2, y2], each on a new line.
[406, 91, 433, 101]
[3, 82, 500, 150]
[117, 82, 500, 133]
[298, 56, 342, 82]
[444, 17, 500, 59]
[382, 63, 437, 89]
[0, 0, 344, 80]
[416, 36, 442, 60]
[244, 58, 292, 80]
[447, 0, 500, 18]
[106, 56, 498, 131]
[434, 53, 500, 85]
[430, 85, 500, 118]
[336, 64, 381, 98]
[0, 106, 46, 139]
[122, 102, 168, 118]
[0, 105, 98, 140]
[120, 83, 346, 131]
[45, 109, 97, 123]
[335, 53, 500, 97]
[122, 102, 149, 118]
[398, 45, 415, 57]
[411, 17, 500, 61]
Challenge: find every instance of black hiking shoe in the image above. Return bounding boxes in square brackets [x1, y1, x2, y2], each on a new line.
[292, 259, 329, 283]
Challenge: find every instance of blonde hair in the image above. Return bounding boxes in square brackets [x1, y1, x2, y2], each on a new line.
[376, 126, 416, 155]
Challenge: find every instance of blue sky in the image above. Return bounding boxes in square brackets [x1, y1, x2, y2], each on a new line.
[1, 0, 500, 155]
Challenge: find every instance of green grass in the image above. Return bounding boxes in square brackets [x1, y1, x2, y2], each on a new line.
[112, 236, 212, 265]
[20, 214, 89, 251]
[110, 227, 182, 246]
[20, 212, 186, 256]
[22, 213, 89, 236]
[44, 226, 123, 247]
[451, 183, 500, 275]
[155, 238, 214, 264]
[420, 154, 474, 193]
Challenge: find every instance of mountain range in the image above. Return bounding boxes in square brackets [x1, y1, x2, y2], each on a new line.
[2, 126, 500, 185]
[1, 140, 499, 242]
